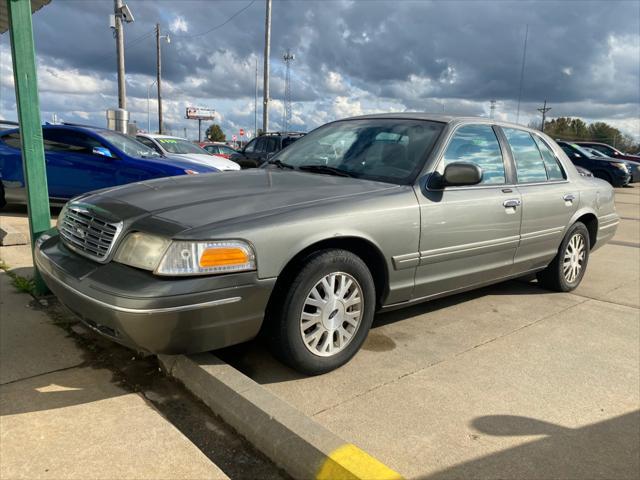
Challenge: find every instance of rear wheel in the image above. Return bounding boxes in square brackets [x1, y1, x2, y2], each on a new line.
[267, 249, 376, 375]
[537, 222, 590, 292]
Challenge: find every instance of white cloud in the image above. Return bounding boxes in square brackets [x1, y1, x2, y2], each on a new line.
[170, 16, 189, 33]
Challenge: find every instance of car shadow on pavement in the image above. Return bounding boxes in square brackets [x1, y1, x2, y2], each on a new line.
[421, 410, 640, 479]
[372, 278, 550, 330]
[218, 278, 553, 384]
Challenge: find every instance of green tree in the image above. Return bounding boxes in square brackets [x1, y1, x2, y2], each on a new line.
[205, 124, 225, 142]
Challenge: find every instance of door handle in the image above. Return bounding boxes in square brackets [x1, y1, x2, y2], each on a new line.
[563, 194, 576, 202]
[503, 199, 521, 208]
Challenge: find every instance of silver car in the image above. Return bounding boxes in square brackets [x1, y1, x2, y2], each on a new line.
[35, 114, 619, 374]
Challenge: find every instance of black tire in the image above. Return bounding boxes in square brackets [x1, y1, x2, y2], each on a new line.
[537, 222, 590, 292]
[267, 249, 376, 375]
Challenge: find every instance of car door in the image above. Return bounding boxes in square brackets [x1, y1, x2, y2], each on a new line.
[501, 128, 578, 272]
[42, 129, 119, 198]
[412, 123, 522, 300]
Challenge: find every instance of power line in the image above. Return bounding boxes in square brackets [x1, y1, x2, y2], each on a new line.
[173, 0, 257, 39]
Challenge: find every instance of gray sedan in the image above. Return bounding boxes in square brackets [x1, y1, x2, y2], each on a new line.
[35, 114, 619, 374]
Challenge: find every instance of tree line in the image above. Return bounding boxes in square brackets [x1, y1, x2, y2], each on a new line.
[530, 117, 639, 153]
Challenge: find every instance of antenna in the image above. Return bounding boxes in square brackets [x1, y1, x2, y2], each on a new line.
[283, 50, 294, 132]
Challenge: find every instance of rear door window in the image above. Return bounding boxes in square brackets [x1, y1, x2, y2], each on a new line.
[265, 137, 278, 153]
[503, 128, 548, 183]
[441, 124, 506, 184]
[532, 135, 566, 180]
[254, 138, 266, 153]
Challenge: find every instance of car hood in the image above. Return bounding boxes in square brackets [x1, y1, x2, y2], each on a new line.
[80, 169, 399, 234]
[172, 153, 240, 171]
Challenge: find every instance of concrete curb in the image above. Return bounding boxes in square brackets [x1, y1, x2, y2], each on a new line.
[0, 224, 27, 246]
[159, 353, 404, 480]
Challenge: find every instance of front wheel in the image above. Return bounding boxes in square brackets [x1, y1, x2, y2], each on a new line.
[537, 222, 590, 292]
[267, 249, 376, 375]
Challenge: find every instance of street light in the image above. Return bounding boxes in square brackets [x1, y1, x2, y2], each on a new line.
[147, 79, 157, 133]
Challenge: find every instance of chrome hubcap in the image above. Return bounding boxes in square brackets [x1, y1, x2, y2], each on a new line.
[300, 272, 363, 357]
[563, 233, 586, 283]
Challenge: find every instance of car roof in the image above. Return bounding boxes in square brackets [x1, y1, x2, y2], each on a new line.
[138, 133, 186, 140]
[338, 112, 543, 133]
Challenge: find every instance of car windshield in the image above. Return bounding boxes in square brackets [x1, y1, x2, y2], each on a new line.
[157, 138, 208, 155]
[570, 143, 599, 158]
[272, 119, 444, 184]
[99, 130, 161, 158]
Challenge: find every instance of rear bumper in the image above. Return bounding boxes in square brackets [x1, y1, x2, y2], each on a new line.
[35, 234, 276, 354]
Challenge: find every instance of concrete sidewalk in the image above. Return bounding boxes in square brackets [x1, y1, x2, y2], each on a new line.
[0, 247, 229, 479]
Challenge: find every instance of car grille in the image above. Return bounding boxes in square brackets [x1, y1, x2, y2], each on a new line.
[58, 206, 122, 262]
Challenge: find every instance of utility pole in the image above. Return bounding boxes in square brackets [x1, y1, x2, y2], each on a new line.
[515, 24, 529, 124]
[114, 0, 126, 109]
[254, 58, 258, 136]
[156, 24, 163, 134]
[262, 0, 272, 133]
[537, 100, 551, 132]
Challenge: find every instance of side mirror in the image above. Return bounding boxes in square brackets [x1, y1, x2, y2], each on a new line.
[265, 152, 276, 161]
[92, 146, 114, 158]
[442, 162, 483, 186]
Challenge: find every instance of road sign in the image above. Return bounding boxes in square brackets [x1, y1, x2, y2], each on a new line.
[239, 128, 245, 136]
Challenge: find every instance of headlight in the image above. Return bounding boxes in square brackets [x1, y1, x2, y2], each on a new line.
[114, 232, 172, 271]
[610, 162, 628, 172]
[155, 240, 256, 276]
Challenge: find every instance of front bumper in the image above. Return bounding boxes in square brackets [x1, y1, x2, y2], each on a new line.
[35, 234, 276, 354]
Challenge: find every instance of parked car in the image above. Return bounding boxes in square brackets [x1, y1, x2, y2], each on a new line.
[555, 141, 630, 187]
[582, 146, 640, 183]
[230, 132, 305, 168]
[574, 141, 640, 162]
[136, 134, 240, 171]
[0, 124, 217, 207]
[36, 114, 618, 374]
[198, 142, 238, 159]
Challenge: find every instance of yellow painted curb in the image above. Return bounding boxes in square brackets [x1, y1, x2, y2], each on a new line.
[316, 444, 404, 480]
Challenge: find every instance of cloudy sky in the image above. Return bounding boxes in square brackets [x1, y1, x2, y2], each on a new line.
[1, 0, 639, 140]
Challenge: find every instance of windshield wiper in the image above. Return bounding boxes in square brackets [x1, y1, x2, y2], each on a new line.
[267, 159, 295, 169]
[298, 164, 354, 177]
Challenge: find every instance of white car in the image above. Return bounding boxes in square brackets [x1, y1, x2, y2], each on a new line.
[136, 133, 240, 171]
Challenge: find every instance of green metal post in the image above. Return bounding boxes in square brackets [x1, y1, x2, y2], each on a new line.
[7, 0, 51, 294]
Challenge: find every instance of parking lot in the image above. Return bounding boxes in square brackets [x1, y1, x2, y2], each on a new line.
[1, 185, 638, 479]
[215, 185, 640, 479]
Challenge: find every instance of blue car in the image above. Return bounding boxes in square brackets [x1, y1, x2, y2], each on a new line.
[0, 124, 217, 207]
